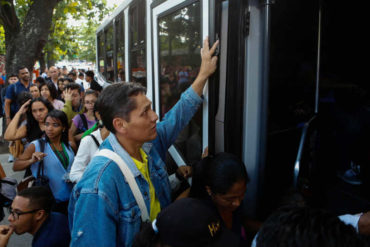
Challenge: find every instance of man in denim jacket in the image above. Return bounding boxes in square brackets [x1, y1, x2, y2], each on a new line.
[68, 38, 219, 247]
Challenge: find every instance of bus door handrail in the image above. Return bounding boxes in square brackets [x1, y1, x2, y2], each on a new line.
[293, 115, 317, 187]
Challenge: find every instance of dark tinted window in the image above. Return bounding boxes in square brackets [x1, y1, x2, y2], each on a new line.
[116, 14, 125, 82]
[98, 32, 105, 76]
[158, 1, 201, 165]
[129, 0, 146, 87]
[105, 23, 114, 82]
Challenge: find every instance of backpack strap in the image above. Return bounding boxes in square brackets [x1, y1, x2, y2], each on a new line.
[95, 149, 150, 222]
[89, 134, 100, 148]
[79, 113, 88, 131]
[37, 139, 46, 179]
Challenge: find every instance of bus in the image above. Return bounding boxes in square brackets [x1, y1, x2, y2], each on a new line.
[95, 0, 369, 219]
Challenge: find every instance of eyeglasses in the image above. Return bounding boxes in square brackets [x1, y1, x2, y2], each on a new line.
[8, 207, 41, 220]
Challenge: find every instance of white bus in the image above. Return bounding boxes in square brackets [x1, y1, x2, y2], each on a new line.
[95, 0, 369, 219]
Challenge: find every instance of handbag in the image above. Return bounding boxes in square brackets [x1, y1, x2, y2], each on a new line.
[96, 149, 150, 222]
[17, 139, 50, 191]
[9, 140, 24, 158]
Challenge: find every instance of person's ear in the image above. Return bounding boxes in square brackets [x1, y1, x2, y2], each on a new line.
[34, 210, 46, 221]
[112, 118, 128, 134]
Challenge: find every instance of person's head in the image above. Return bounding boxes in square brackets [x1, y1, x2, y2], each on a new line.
[7, 74, 18, 85]
[68, 71, 77, 82]
[44, 110, 69, 145]
[133, 198, 239, 247]
[78, 72, 84, 80]
[64, 83, 82, 108]
[256, 206, 366, 247]
[99, 83, 158, 145]
[29, 85, 40, 98]
[16, 92, 32, 109]
[85, 70, 94, 83]
[18, 66, 30, 83]
[84, 89, 98, 112]
[190, 153, 249, 213]
[48, 66, 58, 80]
[8, 186, 54, 235]
[57, 78, 65, 92]
[27, 97, 53, 124]
[39, 82, 58, 101]
[63, 77, 73, 87]
[34, 77, 45, 88]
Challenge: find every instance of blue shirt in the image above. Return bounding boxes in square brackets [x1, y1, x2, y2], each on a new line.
[31, 139, 74, 202]
[5, 81, 31, 117]
[32, 212, 70, 247]
[69, 86, 203, 247]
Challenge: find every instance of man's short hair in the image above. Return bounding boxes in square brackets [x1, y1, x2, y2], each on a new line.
[17, 186, 55, 214]
[257, 206, 365, 247]
[17, 66, 27, 74]
[78, 72, 84, 77]
[99, 82, 146, 133]
[85, 70, 94, 78]
[68, 72, 76, 77]
[64, 82, 81, 93]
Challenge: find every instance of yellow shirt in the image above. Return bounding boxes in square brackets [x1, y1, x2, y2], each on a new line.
[131, 149, 161, 221]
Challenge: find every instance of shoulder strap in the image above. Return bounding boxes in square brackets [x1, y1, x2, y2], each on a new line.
[96, 149, 150, 222]
[79, 113, 88, 131]
[89, 134, 100, 148]
[37, 139, 46, 178]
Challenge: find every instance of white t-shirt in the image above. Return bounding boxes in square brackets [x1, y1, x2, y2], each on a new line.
[69, 129, 103, 183]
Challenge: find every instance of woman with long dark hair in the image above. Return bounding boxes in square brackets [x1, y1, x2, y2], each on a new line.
[4, 97, 54, 143]
[14, 110, 75, 214]
[39, 82, 64, 110]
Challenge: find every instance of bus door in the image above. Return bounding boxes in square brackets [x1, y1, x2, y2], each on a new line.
[151, 0, 208, 177]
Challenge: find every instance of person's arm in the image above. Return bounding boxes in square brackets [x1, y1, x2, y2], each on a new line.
[69, 117, 83, 142]
[13, 144, 46, 171]
[358, 211, 370, 235]
[4, 99, 30, 141]
[154, 37, 219, 156]
[4, 99, 11, 126]
[69, 137, 96, 183]
[69, 187, 117, 246]
[62, 89, 74, 125]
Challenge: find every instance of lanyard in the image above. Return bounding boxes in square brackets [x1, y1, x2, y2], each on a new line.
[52, 143, 69, 170]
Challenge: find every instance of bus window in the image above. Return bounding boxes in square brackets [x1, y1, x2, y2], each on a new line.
[129, 0, 146, 86]
[116, 14, 125, 82]
[105, 23, 114, 82]
[158, 1, 201, 165]
[97, 32, 105, 77]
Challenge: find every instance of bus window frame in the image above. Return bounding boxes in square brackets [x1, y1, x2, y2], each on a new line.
[151, 0, 209, 167]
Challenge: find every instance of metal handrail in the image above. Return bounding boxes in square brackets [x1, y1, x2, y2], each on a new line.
[293, 115, 317, 187]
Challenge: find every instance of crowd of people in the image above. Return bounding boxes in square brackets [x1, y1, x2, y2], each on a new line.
[0, 37, 369, 247]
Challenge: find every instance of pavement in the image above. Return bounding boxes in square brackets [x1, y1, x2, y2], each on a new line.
[1, 141, 33, 246]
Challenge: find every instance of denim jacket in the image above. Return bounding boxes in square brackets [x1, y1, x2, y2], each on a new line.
[69, 87, 202, 247]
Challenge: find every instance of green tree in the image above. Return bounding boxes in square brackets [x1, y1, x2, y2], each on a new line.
[0, 0, 111, 77]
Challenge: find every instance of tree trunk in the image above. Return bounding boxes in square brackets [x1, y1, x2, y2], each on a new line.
[0, 0, 60, 78]
[39, 52, 46, 73]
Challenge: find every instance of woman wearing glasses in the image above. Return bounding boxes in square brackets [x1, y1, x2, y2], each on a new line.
[14, 110, 75, 215]
[69, 89, 98, 143]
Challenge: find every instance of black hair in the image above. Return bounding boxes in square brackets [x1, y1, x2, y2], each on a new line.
[99, 82, 146, 133]
[39, 82, 58, 100]
[16, 91, 32, 107]
[35, 77, 45, 84]
[85, 70, 94, 78]
[64, 82, 81, 93]
[78, 72, 84, 77]
[44, 110, 70, 147]
[84, 89, 99, 99]
[17, 66, 27, 74]
[57, 77, 65, 83]
[17, 186, 55, 214]
[257, 206, 366, 247]
[132, 222, 159, 247]
[189, 152, 249, 198]
[26, 97, 54, 142]
[68, 71, 76, 77]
